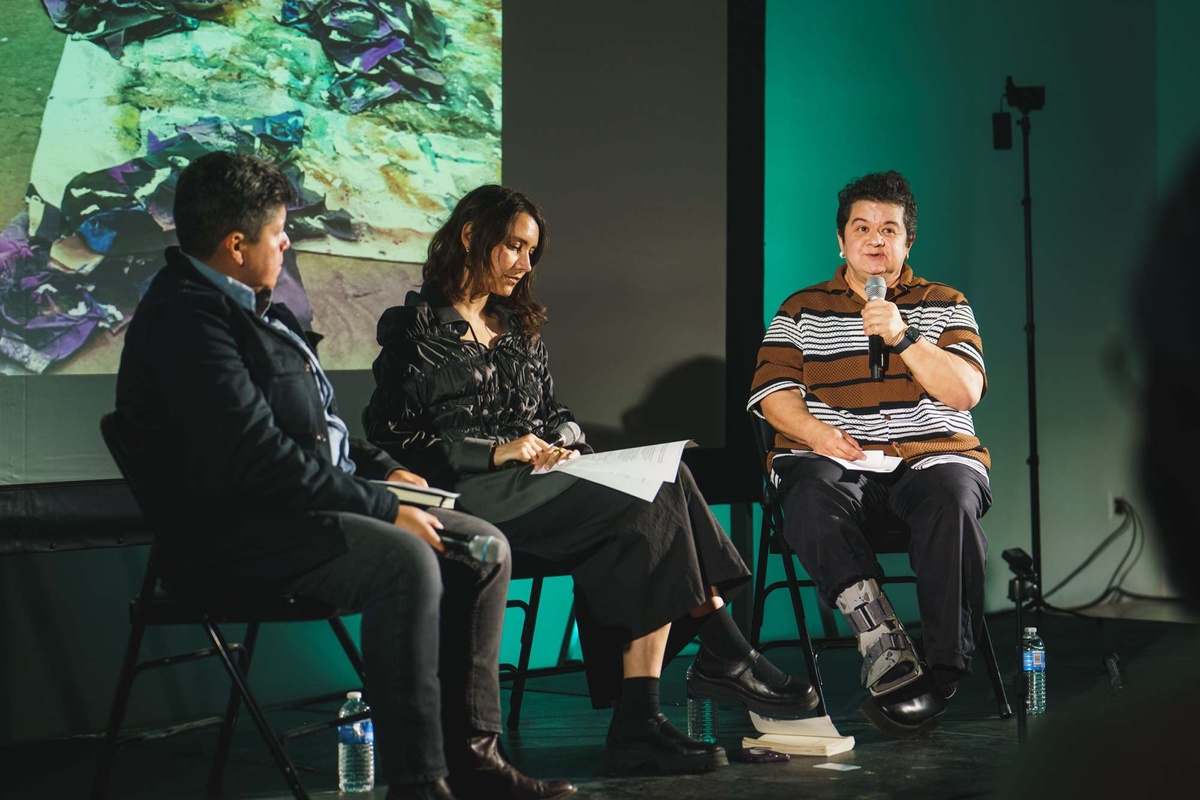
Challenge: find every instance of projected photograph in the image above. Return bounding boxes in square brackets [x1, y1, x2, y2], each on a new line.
[0, 0, 501, 375]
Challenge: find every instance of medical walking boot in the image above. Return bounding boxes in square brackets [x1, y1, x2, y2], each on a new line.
[835, 579, 946, 738]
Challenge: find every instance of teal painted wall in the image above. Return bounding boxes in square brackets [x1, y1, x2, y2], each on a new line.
[1157, 0, 1200, 184]
[760, 0, 1193, 642]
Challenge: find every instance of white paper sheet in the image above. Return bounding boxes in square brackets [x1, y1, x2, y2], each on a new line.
[533, 440, 694, 501]
[804, 450, 903, 473]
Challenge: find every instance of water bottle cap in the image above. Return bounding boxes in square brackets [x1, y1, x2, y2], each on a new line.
[1023, 627, 1037, 634]
[347, 691, 362, 700]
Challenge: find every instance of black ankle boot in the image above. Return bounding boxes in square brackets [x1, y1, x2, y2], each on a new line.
[447, 734, 577, 800]
[605, 712, 728, 775]
[385, 777, 457, 800]
[688, 647, 819, 715]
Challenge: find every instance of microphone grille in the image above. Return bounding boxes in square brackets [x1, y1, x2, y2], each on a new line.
[557, 421, 582, 446]
[865, 276, 887, 301]
[469, 533, 510, 564]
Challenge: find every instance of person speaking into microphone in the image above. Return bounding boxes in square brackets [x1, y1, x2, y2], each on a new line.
[749, 170, 992, 739]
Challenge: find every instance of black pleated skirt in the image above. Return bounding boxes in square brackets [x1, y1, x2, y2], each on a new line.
[495, 462, 751, 706]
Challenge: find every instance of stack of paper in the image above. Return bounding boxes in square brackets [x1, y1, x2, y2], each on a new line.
[741, 712, 855, 757]
[533, 440, 695, 501]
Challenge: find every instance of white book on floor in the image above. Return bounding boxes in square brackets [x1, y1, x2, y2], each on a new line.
[742, 712, 855, 757]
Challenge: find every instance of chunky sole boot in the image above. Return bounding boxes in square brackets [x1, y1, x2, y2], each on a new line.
[605, 713, 728, 775]
[688, 650, 819, 715]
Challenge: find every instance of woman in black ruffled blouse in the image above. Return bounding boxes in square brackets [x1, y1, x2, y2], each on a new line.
[364, 185, 816, 776]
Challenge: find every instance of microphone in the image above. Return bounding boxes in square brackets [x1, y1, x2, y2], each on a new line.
[547, 420, 582, 447]
[865, 275, 887, 381]
[1103, 652, 1124, 695]
[439, 529, 509, 564]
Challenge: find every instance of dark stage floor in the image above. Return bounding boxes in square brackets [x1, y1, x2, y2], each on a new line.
[5, 610, 1196, 800]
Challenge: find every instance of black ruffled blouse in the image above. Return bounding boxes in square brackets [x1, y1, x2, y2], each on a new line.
[363, 286, 580, 521]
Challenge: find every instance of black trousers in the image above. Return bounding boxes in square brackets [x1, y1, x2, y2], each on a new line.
[279, 509, 510, 785]
[778, 457, 991, 673]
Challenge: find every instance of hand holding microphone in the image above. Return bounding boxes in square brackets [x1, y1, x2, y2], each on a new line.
[865, 275, 887, 381]
[532, 421, 582, 472]
[491, 422, 583, 471]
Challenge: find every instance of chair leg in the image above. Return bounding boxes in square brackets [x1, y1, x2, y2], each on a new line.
[329, 617, 368, 684]
[978, 618, 1012, 719]
[780, 549, 827, 717]
[208, 622, 261, 795]
[749, 518, 773, 649]
[90, 622, 147, 800]
[204, 620, 310, 800]
[556, 599, 578, 667]
[506, 576, 544, 731]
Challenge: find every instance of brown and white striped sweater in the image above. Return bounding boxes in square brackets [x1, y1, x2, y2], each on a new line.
[748, 264, 990, 480]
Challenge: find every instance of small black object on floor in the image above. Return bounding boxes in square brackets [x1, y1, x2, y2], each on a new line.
[3, 613, 1194, 799]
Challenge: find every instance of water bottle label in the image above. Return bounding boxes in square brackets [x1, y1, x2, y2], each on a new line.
[1022, 651, 1045, 671]
[338, 719, 374, 744]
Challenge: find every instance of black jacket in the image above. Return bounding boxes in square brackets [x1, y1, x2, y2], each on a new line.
[115, 247, 403, 596]
[363, 286, 577, 490]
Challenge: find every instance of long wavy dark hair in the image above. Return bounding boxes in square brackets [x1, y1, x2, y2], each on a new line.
[423, 184, 549, 337]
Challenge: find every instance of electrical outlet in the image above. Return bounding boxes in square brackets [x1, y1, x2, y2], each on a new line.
[1107, 492, 1128, 519]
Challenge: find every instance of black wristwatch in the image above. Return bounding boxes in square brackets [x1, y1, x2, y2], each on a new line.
[891, 325, 921, 354]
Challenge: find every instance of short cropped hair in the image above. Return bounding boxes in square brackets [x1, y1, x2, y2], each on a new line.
[173, 152, 293, 258]
[836, 170, 918, 245]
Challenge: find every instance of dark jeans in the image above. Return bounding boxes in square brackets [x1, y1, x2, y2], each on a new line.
[778, 458, 991, 673]
[279, 508, 510, 785]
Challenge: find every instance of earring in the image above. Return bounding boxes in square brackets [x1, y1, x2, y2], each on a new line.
[839, 250, 844, 258]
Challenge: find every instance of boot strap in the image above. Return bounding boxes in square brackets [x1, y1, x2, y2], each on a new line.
[845, 594, 897, 635]
[862, 631, 912, 667]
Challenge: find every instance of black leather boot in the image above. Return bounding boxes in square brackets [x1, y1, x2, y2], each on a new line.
[447, 734, 577, 800]
[605, 712, 728, 775]
[385, 777, 458, 800]
[688, 647, 819, 715]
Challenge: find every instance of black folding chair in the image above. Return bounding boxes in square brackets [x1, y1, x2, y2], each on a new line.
[746, 413, 1012, 719]
[93, 412, 370, 800]
[501, 558, 585, 730]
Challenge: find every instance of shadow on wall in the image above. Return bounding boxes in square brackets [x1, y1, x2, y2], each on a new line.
[580, 355, 726, 452]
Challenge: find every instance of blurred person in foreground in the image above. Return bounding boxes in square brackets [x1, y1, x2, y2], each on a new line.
[990, 148, 1200, 798]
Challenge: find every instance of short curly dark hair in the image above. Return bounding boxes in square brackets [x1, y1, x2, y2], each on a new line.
[836, 170, 917, 245]
[173, 151, 294, 258]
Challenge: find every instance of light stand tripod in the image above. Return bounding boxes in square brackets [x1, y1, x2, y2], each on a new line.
[994, 76, 1062, 615]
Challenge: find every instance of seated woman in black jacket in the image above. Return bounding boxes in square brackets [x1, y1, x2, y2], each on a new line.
[364, 184, 816, 774]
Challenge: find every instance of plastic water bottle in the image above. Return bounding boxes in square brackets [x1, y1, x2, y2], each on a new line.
[685, 663, 718, 743]
[338, 691, 375, 792]
[1021, 627, 1046, 715]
